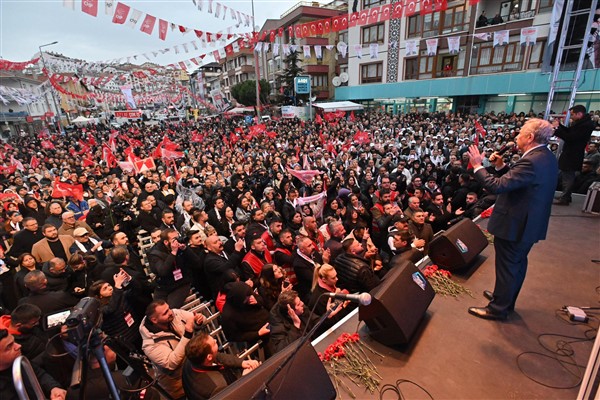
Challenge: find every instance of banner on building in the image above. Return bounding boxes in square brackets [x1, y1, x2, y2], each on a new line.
[405, 39, 418, 56]
[493, 30, 509, 47]
[426, 38, 438, 56]
[210, 89, 230, 113]
[447, 37, 460, 54]
[520, 27, 538, 46]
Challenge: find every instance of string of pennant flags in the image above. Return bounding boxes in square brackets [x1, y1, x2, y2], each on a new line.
[62, 0, 251, 51]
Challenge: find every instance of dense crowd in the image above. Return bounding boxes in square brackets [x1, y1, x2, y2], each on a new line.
[0, 109, 598, 399]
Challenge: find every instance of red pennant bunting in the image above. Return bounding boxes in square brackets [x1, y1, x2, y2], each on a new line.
[112, 2, 130, 24]
[140, 14, 156, 35]
[81, 0, 98, 16]
[368, 6, 381, 24]
[158, 19, 168, 40]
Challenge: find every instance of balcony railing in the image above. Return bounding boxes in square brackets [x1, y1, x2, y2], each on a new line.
[469, 62, 522, 75]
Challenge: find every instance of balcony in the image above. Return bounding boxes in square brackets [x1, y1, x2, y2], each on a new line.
[306, 37, 329, 46]
[305, 64, 329, 74]
[239, 65, 255, 74]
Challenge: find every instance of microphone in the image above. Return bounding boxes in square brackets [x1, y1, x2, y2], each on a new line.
[496, 141, 515, 155]
[325, 292, 372, 306]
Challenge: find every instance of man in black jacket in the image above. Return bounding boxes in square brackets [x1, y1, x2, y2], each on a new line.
[6, 217, 42, 260]
[0, 329, 67, 400]
[18, 270, 78, 316]
[182, 332, 260, 399]
[333, 238, 383, 294]
[553, 105, 595, 205]
[203, 234, 244, 299]
[147, 228, 192, 308]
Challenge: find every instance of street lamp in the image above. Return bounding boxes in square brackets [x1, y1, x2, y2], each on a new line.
[39, 41, 63, 133]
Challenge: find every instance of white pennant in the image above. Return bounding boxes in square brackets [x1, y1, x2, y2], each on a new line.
[282, 44, 291, 56]
[263, 42, 270, 53]
[183, 43, 189, 53]
[354, 44, 363, 59]
[273, 43, 280, 56]
[105, 0, 115, 15]
[303, 45, 311, 58]
[369, 43, 378, 59]
[254, 42, 263, 53]
[63, 0, 75, 10]
[325, 45, 334, 51]
[337, 42, 348, 58]
[191, 41, 198, 50]
[314, 45, 322, 59]
[127, 9, 143, 28]
[215, 3, 221, 18]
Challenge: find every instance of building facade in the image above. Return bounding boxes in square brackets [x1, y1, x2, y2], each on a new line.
[337, 0, 600, 114]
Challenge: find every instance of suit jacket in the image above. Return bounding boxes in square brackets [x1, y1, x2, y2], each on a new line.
[204, 251, 243, 299]
[474, 146, 558, 243]
[31, 235, 75, 263]
[207, 208, 230, 237]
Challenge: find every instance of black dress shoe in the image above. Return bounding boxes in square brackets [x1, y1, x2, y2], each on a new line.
[483, 290, 494, 301]
[468, 307, 508, 320]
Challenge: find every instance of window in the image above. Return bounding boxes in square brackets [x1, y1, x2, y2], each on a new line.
[311, 74, 328, 88]
[441, 5, 468, 35]
[362, 0, 385, 8]
[407, 5, 469, 38]
[528, 39, 546, 69]
[422, 12, 440, 38]
[362, 24, 385, 44]
[471, 41, 525, 74]
[538, 0, 553, 12]
[404, 58, 418, 80]
[338, 30, 348, 44]
[407, 15, 421, 38]
[361, 62, 383, 83]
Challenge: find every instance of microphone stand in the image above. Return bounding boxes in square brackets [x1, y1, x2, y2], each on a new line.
[251, 293, 335, 400]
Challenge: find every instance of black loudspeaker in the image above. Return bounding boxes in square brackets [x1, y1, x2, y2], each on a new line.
[359, 260, 435, 346]
[212, 340, 336, 400]
[428, 218, 488, 270]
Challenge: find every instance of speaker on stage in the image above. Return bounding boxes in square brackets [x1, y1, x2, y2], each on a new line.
[428, 218, 488, 270]
[359, 260, 435, 346]
[212, 340, 336, 400]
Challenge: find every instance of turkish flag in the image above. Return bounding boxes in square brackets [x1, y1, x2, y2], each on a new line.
[30, 155, 40, 169]
[112, 2, 130, 24]
[392, 2, 404, 18]
[52, 179, 84, 201]
[349, 111, 356, 122]
[83, 157, 95, 167]
[0, 165, 17, 174]
[368, 7, 381, 24]
[315, 114, 323, 124]
[140, 14, 156, 35]
[380, 4, 392, 21]
[161, 148, 184, 159]
[41, 140, 55, 150]
[348, 12, 359, 27]
[81, 0, 99, 16]
[353, 131, 370, 145]
[405, 0, 417, 16]
[134, 157, 156, 173]
[358, 10, 369, 25]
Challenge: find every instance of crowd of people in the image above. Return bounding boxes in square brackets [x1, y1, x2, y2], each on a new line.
[0, 107, 598, 399]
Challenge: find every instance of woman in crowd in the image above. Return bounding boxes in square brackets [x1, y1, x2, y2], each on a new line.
[257, 264, 291, 311]
[14, 252, 39, 298]
[88, 270, 142, 351]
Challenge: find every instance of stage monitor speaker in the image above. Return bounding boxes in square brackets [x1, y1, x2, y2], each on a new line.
[428, 218, 488, 270]
[359, 260, 435, 346]
[212, 340, 336, 400]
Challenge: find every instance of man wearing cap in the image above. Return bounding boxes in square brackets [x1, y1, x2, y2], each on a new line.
[57, 211, 96, 238]
[69, 227, 103, 255]
[3, 211, 23, 244]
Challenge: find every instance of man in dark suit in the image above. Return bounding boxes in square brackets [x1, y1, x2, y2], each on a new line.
[552, 105, 595, 205]
[207, 197, 230, 237]
[203, 235, 244, 299]
[466, 118, 558, 320]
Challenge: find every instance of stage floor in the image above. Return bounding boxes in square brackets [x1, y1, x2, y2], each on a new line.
[312, 194, 600, 399]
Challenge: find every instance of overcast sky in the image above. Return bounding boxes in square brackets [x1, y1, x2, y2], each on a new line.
[0, 0, 330, 67]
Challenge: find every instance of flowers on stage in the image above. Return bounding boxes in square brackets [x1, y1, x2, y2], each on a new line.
[477, 223, 494, 244]
[480, 206, 494, 218]
[318, 332, 384, 398]
[423, 265, 474, 298]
